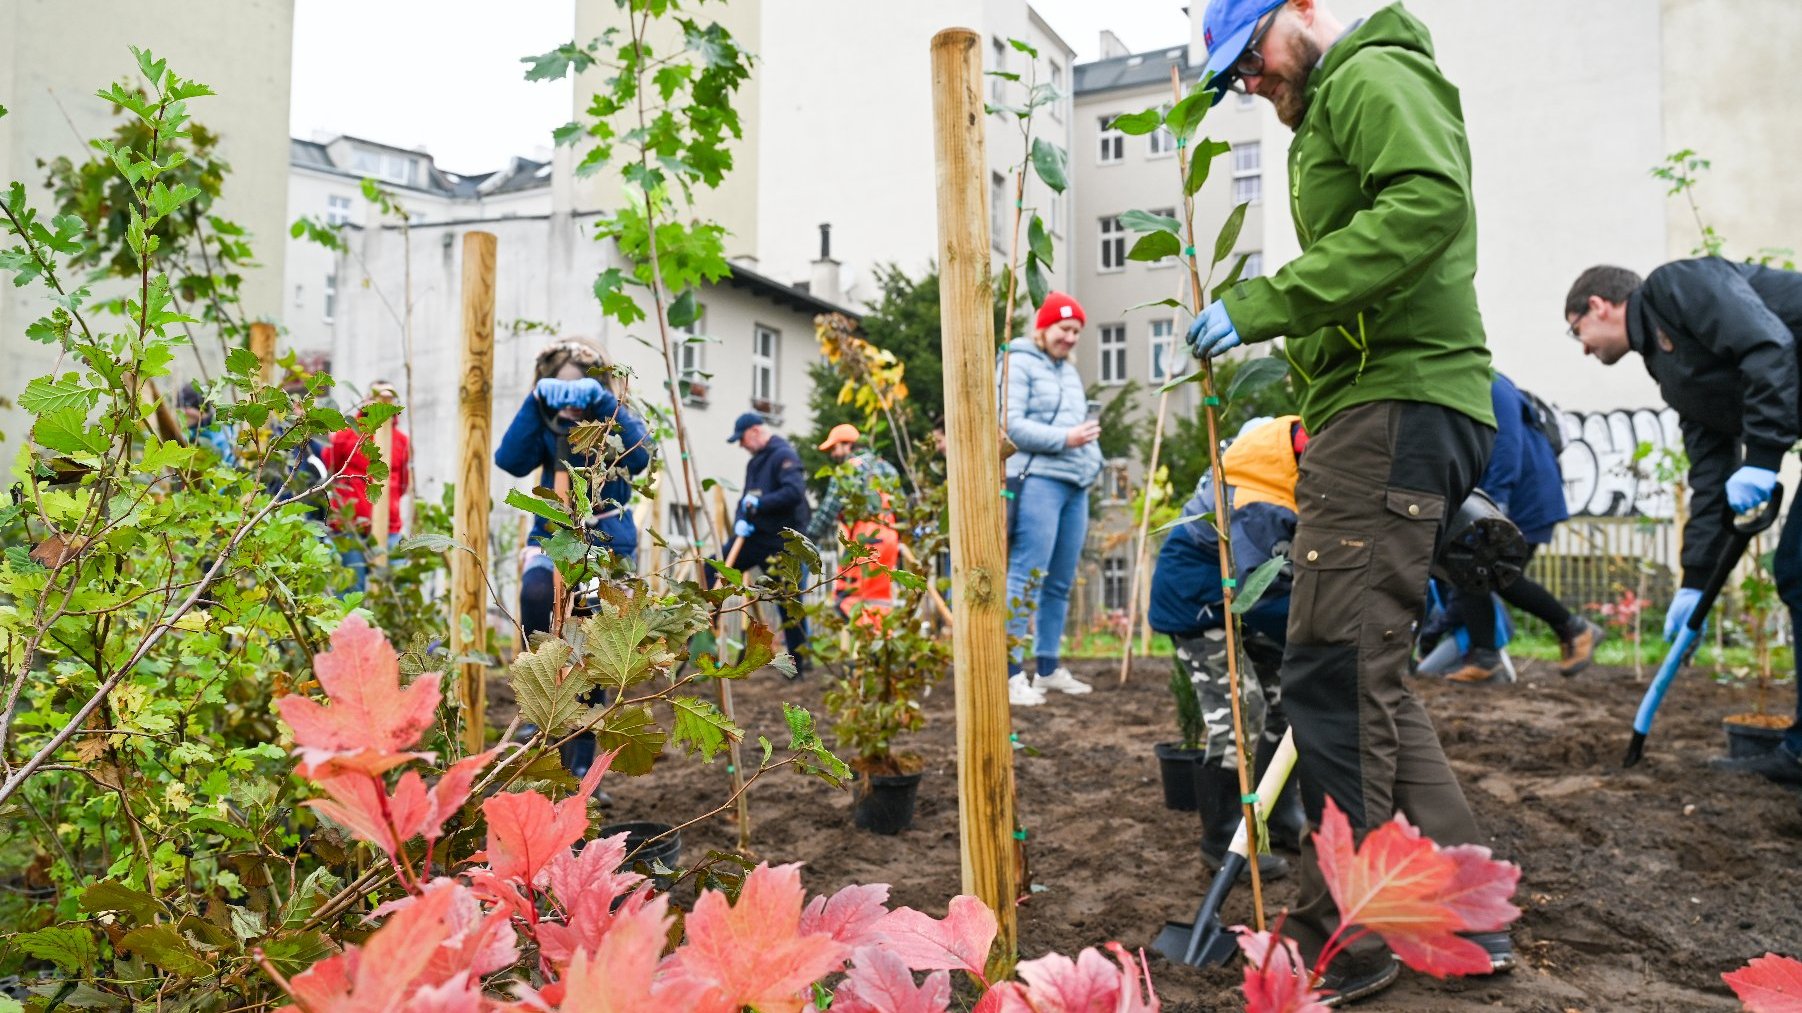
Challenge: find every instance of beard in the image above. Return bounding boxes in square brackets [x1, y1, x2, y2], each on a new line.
[1269, 30, 1322, 128]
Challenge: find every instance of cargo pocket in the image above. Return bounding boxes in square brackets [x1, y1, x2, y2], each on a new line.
[1287, 526, 1372, 646]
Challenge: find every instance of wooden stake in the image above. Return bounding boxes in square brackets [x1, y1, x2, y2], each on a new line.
[452, 231, 496, 753]
[931, 26, 1018, 975]
[551, 469, 571, 638]
[1117, 388, 1170, 683]
[249, 321, 277, 385]
[370, 384, 398, 576]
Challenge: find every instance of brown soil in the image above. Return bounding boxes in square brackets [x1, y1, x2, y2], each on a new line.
[552, 657, 1802, 1011]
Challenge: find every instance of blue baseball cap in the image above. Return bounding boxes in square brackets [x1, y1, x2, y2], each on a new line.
[727, 411, 764, 443]
[1201, 0, 1285, 103]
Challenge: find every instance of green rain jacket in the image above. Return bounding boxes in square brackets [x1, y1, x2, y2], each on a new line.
[1222, 3, 1494, 432]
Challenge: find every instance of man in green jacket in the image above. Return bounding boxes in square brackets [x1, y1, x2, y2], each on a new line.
[1189, 0, 1505, 1003]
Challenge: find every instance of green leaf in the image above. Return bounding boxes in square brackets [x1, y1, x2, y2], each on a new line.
[579, 589, 675, 692]
[594, 704, 667, 776]
[18, 374, 96, 414]
[1153, 511, 1215, 536]
[1232, 554, 1289, 614]
[260, 932, 335, 976]
[356, 401, 404, 434]
[1159, 370, 1204, 394]
[1165, 90, 1212, 142]
[395, 532, 463, 555]
[782, 703, 850, 783]
[1029, 138, 1067, 194]
[1109, 108, 1163, 135]
[1125, 296, 1185, 314]
[1212, 201, 1250, 267]
[698, 618, 778, 679]
[1226, 355, 1289, 401]
[1024, 255, 1048, 309]
[667, 289, 700, 328]
[225, 346, 262, 377]
[552, 120, 584, 146]
[15, 925, 97, 974]
[505, 487, 571, 528]
[1127, 230, 1182, 263]
[1211, 253, 1251, 302]
[1027, 214, 1053, 266]
[1007, 37, 1040, 58]
[521, 42, 597, 82]
[510, 638, 585, 735]
[1117, 209, 1182, 235]
[79, 880, 166, 925]
[985, 70, 1022, 82]
[1184, 139, 1233, 196]
[669, 695, 741, 762]
[33, 407, 107, 456]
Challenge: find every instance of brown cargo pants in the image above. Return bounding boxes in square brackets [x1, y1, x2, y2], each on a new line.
[1278, 400, 1494, 965]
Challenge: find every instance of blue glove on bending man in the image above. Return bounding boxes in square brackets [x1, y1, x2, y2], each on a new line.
[1725, 465, 1778, 513]
[1185, 301, 1242, 359]
[535, 377, 610, 411]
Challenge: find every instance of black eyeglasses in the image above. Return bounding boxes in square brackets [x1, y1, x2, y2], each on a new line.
[1566, 307, 1591, 340]
[1227, 11, 1278, 94]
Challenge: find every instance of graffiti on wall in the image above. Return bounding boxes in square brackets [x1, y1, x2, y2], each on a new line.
[1555, 407, 1682, 519]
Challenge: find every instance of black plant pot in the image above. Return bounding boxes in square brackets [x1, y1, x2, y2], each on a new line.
[1155, 741, 1206, 811]
[853, 771, 924, 835]
[600, 820, 682, 890]
[1723, 717, 1786, 759]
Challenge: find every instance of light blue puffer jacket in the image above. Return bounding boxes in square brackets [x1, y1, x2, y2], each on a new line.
[998, 340, 1103, 489]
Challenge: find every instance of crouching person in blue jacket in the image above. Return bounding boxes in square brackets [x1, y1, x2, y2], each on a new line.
[496, 338, 652, 778]
[1150, 416, 1308, 881]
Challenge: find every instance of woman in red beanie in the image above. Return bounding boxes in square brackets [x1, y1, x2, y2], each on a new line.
[998, 291, 1105, 706]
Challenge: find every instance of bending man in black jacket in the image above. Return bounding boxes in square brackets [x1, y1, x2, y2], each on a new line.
[1566, 258, 1802, 786]
[720, 411, 813, 675]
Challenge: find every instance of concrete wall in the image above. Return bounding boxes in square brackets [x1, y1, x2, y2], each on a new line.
[0, 0, 293, 445]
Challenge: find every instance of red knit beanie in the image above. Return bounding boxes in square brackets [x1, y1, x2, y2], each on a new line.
[1034, 291, 1086, 331]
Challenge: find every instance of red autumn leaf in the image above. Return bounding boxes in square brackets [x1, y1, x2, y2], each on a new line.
[481, 751, 610, 887]
[799, 882, 892, 950]
[1313, 797, 1521, 978]
[987, 942, 1159, 1013]
[538, 831, 651, 967]
[834, 946, 952, 1013]
[874, 895, 999, 982]
[305, 747, 502, 863]
[280, 881, 460, 1012]
[277, 614, 442, 772]
[1725, 953, 1802, 1013]
[655, 862, 847, 1013]
[401, 972, 486, 1013]
[1236, 929, 1328, 1013]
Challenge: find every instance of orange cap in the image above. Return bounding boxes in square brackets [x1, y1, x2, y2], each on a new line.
[818, 423, 862, 451]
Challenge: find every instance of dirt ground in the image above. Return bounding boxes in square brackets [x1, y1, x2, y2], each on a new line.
[560, 654, 1802, 1011]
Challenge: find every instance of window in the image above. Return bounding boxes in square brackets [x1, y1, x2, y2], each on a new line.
[1149, 319, 1175, 382]
[381, 153, 415, 186]
[1232, 142, 1262, 205]
[1147, 207, 1177, 268]
[1098, 216, 1125, 272]
[323, 272, 337, 323]
[668, 502, 702, 540]
[1099, 324, 1127, 385]
[991, 37, 1008, 106]
[991, 172, 1009, 251]
[351, 150, 379, 175]
[751, 324, 779, 407]
[1103, 460, 1132, 502]
[1097, 116, 1124, 164]
[678, 306, 708, 405]
[1048, 191, 1062, 236]
[1238, 90, 1256, 109]
[1149, 122, 1176, 157]
[1240, 251, 1264, 277]
[1103, 556, 1129, 611]
[1048, 62, 1064, 120]
[326, 194, 354, 226]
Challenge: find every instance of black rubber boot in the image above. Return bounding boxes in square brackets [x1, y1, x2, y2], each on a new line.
[1256, 734, 1308, 852]
[1196, 760, 1289, 881]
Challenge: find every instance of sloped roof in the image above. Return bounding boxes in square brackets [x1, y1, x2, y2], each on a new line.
[1074, 45, 1202, 96]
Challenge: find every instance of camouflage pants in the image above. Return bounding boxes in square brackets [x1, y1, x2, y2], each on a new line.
[1172, 627, 1288, 769]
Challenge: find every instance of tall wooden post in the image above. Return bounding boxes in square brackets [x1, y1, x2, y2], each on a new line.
[453, 231, 497, 753]
[249, 321, 277, 385]
[370, 384, 399, 577]
[930, 27, 1018, 972]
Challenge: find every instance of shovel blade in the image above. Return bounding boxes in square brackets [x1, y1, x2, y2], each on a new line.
[1153, 917, 1240, 967]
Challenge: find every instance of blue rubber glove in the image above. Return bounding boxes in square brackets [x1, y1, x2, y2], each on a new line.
[1663, 587, 1704, 642]
[534, 376, 605, 410]
[733, 518, 755, 539]
[742, 492, 761, 515]
[1185, 301, 1242, 359]
[1725, 465, 1779, 513]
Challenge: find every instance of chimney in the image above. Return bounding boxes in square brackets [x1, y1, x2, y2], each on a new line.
[810, 223, 841, 305]
[1099, 29, 1131, 59]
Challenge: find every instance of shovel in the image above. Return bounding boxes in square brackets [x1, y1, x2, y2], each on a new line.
[1153, 728, 1298, 967]
[1624, 484, 1784, 767]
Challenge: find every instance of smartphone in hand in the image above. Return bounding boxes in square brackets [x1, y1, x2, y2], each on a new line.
[1085, 399, 1103, 422]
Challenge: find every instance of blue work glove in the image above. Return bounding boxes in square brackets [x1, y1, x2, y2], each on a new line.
[534, 376, 606, 410]
[1663, 587, 1704, 642]
[733, 518, 755, 539]
[1185, 301, 1242, 359]
[1725, 465, 1779, 513]
[742, 492, 761, 515]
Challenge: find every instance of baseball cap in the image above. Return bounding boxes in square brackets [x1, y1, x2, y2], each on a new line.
[818, 423, 861, 451]
[1201, 0, 1285, 103]
[727, 411, 764, 443]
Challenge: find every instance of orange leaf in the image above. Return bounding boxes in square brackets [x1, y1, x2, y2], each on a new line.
[1235, 929, 1328, 1013]
[481, 751, 610, 887]
[656, 862, 846, 1013]
[1725, 953, 1802, 1013]
[277, 614, 442, 773]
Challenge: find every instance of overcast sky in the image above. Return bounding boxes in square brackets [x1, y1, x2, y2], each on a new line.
[289, 1, 1191, 174]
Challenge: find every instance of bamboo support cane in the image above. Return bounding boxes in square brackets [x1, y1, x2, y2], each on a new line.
[452, 232, 496, 753]
[551, 469, 571, 638]
[1165, 67, 1267, 929]
[370, 385, 398, 580]
[931, 26, 1020, 975]
[718, 530, 751, 851]
[1118, 389, 1171, 682]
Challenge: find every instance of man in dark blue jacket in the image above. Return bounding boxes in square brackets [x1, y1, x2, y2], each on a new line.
[1566, 258, 1802, 786]
[1443, 374, 1604, 683]
[723, 411, 812, 673]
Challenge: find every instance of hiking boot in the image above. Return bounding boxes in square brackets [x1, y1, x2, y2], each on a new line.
[1710, 745, 1802, 786]
[1318, 954, 1401, 1008]
[1445, 649, 1505, 684]
[1008, 674, 1046, 707]
[1558, 617, 1605, 676]
[1461, 931, 1516, 974]
[1036, 667, 1093, 695]
[1196, 761, 1289, 881]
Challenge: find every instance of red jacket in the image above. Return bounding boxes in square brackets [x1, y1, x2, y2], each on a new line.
[321, 426, 410, 535]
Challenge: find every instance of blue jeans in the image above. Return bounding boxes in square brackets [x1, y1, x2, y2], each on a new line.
[1005, 475, 1089, 675]
[1770, 504, 1802, 756]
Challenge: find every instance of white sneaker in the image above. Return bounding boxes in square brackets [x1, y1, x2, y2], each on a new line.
[1036, 667, 1093, 695]
[1008, 674, 1045, 707]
